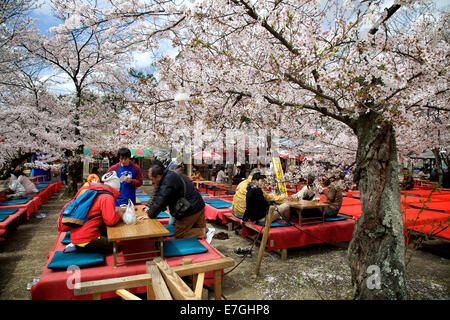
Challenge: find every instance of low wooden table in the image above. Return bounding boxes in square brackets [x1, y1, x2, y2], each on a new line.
[107, 205, 170, 267]
[284, 200, 331, 225]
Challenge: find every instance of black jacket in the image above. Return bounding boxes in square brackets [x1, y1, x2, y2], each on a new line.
[243, 182, 270, 222]
[146, 170, 205, 219]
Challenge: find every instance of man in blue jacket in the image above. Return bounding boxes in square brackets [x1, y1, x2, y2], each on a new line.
[140, 163, 206, 239]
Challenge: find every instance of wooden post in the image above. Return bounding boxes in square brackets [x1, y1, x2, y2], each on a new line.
[255, 206, 274, 276]
[146, 261, 156, 300]
[147, 261, 173, 300]
[214, 270, 222, 300]
[154, 257, 197, 300]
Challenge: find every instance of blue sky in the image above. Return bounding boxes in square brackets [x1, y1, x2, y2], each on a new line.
[29, 0, 178, 94]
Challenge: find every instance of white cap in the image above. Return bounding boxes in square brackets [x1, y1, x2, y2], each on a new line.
[102, 171, 121, 192]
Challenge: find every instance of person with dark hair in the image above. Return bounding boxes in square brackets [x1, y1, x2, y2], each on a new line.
[243, 173, 290, 223]
[232, 168, 287, 217]
[107, 147, 143, 206]
[191, 165, 204, 181]
[290, 175, 320, 201]
[322, 178, 343, 218]
[140, 163, 207, 239]
[215, 165, 227, 183]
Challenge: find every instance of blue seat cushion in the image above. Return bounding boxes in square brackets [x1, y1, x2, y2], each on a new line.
[61, 232, 71, 244]
[325, 216, 349, 222]
[163, 238, 208, 257]
[47, 251, 105, 270]
[208, 203, 232, 209]
[164, 224, 174, 236]
[0, 215, 11, 222]
[157, 211, 170, 218]
[256, 220, 294, 227]
[232, 212, 243, 219]
[0, 198, 32, 206]
[0, 208, 19, 215]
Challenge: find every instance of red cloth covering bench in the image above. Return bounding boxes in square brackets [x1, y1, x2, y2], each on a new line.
[30, 232, 227, 300]
[0, 208, 27, 241]
[0, 197, 41, 220]
[224, 212, 355, 252]
[405, 200, 450, 214]
[403, 208, 449, 229]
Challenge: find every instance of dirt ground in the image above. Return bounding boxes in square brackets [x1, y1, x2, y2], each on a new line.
[0, 184, 448, 300]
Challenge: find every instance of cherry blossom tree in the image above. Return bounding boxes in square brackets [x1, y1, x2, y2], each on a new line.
[136, 0, 449, 299]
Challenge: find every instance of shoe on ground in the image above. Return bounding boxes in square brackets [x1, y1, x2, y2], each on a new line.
[206, 228, 216, 244]
[234, 247, 252, 257]
[213, 232, 229, 240]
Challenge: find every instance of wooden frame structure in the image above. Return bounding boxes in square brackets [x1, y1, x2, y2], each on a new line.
[74, 256, 235, 300]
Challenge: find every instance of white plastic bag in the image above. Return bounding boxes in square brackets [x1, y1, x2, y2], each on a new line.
[122, 199, 137, 225]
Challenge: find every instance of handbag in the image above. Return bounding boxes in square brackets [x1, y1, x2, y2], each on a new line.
[173, 173, 192, 220]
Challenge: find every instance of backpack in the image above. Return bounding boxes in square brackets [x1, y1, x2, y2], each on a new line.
[60, 188, 113, 228]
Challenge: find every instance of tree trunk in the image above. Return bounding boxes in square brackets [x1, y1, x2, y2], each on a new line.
[348, 112, 408, 299]
[432, 148, 443, 186]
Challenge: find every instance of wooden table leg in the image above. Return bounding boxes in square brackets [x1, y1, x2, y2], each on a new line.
[159, 237, 164, 258]
[214, 270, 222, 300]
[113, 241, 118, 268]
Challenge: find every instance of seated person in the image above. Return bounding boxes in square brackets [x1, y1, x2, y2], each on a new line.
[142, 163, 206, 239]
[191, 165, 204, 181]
[290, 175, 322, 218]
[322, 178, 343, 218]
[5, 174, 26, 198]
[215, 165, 228, 183]
[243, 173, 290, 223]
[290, 175, 320, 201]
[15, 170, 38, 193]
[401, 172, 414, 190]
[232, 168, 287, 217]
[57, 171, 123, 254]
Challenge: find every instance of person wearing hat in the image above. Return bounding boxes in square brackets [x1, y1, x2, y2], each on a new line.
[232, 168, 287, 218]
[107, 147, 143, 207]
[243, 173, 291, 223]
[57, 171, 123, 254]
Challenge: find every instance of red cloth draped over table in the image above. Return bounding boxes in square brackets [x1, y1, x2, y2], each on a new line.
[31, 232, 226, 300]
[0, 197, 41, 220]
[236, 217, 355, 251]
[204, 203, 233, 224]
[25, 188, 52, 204]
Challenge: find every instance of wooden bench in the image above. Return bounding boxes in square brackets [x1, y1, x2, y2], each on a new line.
[74, 256, 234, 300]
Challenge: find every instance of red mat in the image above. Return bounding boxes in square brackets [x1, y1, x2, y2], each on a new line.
[403, 208, 449, 229]
[341, 197, 362, 206]
[227, 214, 355, 251]
[409, 225, 450, 239]
[339, 205, 362, 219]
[406, 201, 450, 214]
[31, 232, 226, 300]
